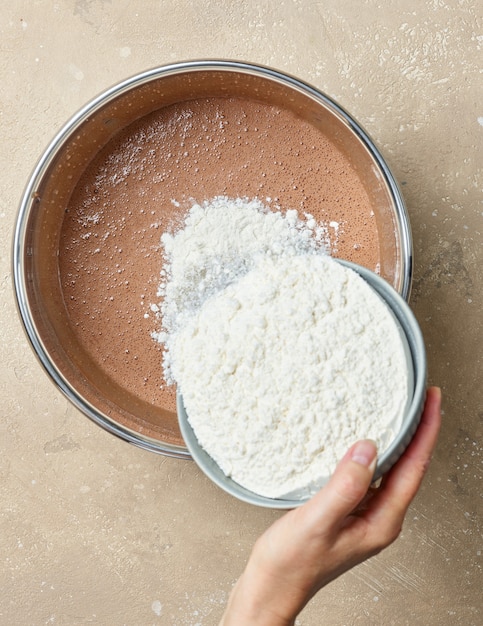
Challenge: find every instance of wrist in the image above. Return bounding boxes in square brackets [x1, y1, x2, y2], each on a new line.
[220, 572, 297, 626]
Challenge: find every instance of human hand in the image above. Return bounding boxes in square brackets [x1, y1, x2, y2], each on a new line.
[220, 387, 442, 626]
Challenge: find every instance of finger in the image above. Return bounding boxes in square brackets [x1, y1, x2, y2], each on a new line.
[300, 439, 378, 534]
[364, 386, 442, 531]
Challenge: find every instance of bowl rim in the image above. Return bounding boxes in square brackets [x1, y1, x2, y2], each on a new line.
[12, 59, 413, 459]
[177, 259, 427, 509]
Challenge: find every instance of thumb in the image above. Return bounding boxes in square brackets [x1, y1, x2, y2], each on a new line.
[302, 440, 378, 531]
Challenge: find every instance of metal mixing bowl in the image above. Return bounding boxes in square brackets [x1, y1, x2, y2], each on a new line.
[177, 260, 426, 508]
[13, 60, 413, 457]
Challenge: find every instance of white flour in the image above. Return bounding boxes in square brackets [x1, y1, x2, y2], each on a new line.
[155, 197, 409, 499]
[154, 196, 327, 381]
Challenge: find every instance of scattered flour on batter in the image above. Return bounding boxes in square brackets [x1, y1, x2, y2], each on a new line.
[153, 196, 328, 382]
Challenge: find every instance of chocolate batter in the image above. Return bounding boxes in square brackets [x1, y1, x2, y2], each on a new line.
[59, 97, 380, 416]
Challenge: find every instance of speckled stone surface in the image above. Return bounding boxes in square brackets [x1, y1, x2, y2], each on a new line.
[1, 2, 481, 624]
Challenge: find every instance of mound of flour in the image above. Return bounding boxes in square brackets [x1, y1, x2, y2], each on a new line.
[154, 197, 408, 499]
[154, 196, 327, 381]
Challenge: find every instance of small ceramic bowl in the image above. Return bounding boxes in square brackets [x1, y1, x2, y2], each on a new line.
[177, 259, 427, 509]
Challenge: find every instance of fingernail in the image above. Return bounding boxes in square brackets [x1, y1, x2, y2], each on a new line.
[351, 440, 378, 470]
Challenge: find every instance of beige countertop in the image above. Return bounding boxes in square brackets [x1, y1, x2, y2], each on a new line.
[1, 2, 481, 624]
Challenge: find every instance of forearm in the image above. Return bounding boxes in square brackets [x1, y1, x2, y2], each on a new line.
[220, 571, 299, 626]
